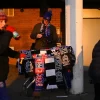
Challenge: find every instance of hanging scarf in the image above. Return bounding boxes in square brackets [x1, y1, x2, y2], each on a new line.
[44, 24, 50, 37]
[40, 23, 51, 37]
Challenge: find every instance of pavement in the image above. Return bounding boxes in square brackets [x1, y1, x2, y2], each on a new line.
[6, 65, 94, 100]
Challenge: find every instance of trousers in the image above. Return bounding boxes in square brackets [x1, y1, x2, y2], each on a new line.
[0, 81, 9, 100]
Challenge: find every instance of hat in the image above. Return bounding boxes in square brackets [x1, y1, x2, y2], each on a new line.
[43, 9, 52, 21]
[0, 10, 7, 21]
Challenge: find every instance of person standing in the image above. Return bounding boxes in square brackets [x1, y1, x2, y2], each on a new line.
[88, 40, 100, 100]
[0, 10, 20, 100]
[30, 9, 58, 50]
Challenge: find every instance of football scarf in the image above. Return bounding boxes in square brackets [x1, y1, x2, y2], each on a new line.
[34, 55, 45, 92]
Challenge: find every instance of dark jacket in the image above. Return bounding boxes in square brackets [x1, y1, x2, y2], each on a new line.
[0, 30, 20, 81]
[88, 40, 100, 83]
[30, 23, 58, 50]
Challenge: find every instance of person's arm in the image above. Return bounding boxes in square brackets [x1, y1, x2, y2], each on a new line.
[8, 47, 20, 58]
[0, 25, 20, 55]
[30, 24, 39, 39]
[0, 31, 13, 55]
[6, 25, 20, 40]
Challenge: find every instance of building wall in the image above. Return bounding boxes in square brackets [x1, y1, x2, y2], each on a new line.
[8, 8, 62, 65]
[83, 9, 100, 66]
[83, 19, 100, 66]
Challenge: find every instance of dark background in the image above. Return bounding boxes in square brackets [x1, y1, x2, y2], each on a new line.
[1, 0, 100, 8]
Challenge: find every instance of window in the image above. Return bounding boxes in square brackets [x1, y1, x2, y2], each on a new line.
[3, 8, 14, 17]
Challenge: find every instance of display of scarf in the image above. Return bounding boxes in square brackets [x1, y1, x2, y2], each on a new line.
[16, 46, 76, 93]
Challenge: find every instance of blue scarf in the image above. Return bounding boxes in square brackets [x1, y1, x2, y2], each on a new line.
[40, 23, 51, 37]
[44, 24, 50, 37]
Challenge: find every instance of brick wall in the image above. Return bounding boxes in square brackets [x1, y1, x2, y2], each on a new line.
[7, 8, 62, 65]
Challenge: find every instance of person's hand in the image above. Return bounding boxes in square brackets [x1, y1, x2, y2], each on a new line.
[6, 25, 20, 40]
[36, 33, 42, 38]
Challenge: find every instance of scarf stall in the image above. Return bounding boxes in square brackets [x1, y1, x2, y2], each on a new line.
[16, 46, 76, 95]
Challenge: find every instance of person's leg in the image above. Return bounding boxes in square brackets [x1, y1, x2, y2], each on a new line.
[0, 81, 10, 100]
[65, 70, 73, 88]
[94, 83, 100, 100]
